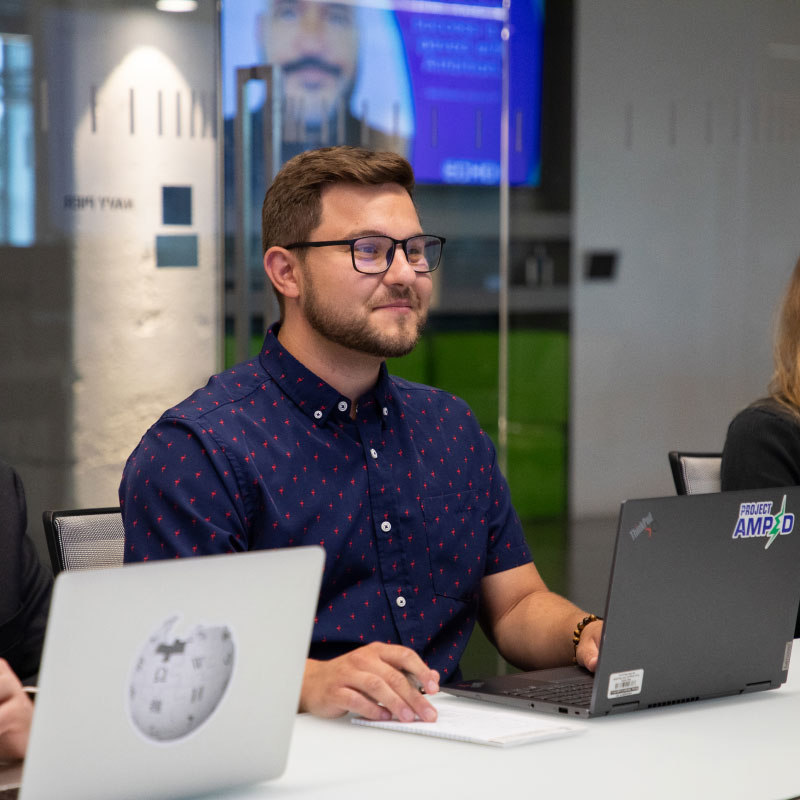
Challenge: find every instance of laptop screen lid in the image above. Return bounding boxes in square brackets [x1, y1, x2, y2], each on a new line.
[19, 546, 324, 800]
[445, 488, 800, 717]
[589, 487, 800, 715]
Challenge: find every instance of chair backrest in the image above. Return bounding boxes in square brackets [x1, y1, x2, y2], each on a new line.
[42, 508, 125, 575]
[668, 451, 722, 495]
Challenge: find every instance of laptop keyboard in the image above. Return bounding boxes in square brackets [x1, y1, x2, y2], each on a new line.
[502, 680, 594, 707]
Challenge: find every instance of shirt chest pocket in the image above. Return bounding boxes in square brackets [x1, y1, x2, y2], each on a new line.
[421, 491, 490, 601]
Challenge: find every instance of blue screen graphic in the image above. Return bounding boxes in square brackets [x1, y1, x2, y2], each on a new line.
[221, 0, 544, 186]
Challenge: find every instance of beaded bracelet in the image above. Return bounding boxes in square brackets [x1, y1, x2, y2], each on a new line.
[572, 613, 599, 664]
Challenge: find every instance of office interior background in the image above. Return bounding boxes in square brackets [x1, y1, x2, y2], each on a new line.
[1, 0, 799, 675]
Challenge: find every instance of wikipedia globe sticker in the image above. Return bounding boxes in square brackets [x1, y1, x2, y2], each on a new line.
[128, 615, 236, 742]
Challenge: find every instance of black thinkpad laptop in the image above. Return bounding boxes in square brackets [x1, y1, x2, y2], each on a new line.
[445, 488, 800, 718]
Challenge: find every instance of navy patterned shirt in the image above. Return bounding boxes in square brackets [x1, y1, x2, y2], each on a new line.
[119, 326, 531, 680]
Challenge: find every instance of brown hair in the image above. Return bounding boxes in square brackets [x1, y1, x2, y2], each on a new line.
[769, 256, 800, 417]
[261, 145, 415, 255]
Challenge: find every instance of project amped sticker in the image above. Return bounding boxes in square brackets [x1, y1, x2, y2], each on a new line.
[731, 495, 795, 550]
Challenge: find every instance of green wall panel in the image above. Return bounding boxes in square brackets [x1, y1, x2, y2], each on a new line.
[506, 423, 567, 518]
[508, 331, 568, 425]
[388, 329, 569, 519]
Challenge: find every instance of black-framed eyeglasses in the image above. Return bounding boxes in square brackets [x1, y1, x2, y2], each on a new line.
[284, 234, 446, 274]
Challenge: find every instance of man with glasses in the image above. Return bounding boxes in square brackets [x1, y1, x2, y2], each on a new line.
[120, 146, 602, 725]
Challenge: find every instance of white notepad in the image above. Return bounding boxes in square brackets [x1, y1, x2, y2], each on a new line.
[351, 693, 583, 747]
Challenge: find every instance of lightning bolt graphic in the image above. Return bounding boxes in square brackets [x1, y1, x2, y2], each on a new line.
[765, 495, 786, 549]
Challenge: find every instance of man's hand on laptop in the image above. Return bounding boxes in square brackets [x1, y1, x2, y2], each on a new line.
[0, 658, 33, 761]
[575, 619, 603, 672]
[299, 643, 440, 722]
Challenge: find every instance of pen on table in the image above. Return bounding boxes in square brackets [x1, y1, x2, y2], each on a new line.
[404, 672, 424, 692]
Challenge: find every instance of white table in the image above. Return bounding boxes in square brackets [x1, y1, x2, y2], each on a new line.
[221, 658, 800, 800]
[3, 662, 797, 799]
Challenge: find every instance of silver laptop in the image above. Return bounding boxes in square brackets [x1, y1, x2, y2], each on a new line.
[445, 488, 800, 718]
[17, 546, 324, 800]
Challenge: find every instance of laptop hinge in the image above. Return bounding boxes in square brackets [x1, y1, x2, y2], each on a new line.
[744, 680, 774, 693]
[608, 700, 640, 714]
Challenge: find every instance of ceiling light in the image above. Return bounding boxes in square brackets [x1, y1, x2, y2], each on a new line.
[156, 0, 198, 12]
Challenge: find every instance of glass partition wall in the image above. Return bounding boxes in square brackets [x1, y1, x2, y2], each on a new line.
[0, 0, 221, 559]
[222, 0, 568, 676]
[0, 0, 569, 677]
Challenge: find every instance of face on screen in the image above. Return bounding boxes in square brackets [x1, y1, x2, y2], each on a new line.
[260, 0, 359, 128]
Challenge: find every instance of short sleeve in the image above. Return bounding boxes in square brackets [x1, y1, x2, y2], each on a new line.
[119, 417, 250, 560]
[482, 434, 533, 576]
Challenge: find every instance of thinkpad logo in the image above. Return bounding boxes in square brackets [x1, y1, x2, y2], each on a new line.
[629, 512, 657, 542]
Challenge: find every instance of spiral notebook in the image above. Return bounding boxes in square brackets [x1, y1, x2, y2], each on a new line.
[351, 693, 582, 747]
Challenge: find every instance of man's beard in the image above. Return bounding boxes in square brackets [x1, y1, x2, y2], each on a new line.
[302, 278, 427, 359]
[282, 57, 351, 130]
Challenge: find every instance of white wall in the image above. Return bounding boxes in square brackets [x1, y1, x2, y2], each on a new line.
[572, 0, 800, 516]
[42, 8, 220, 506]
[0, 4, 220, 554]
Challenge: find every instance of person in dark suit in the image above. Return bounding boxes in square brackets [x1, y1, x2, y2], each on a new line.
[722, 255, 800, 637]
[0, 458, 53, 759]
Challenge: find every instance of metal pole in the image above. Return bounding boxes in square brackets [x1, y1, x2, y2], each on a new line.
[263, 65, 282, 328]
[498, 2, 511, 478]
[234, 67, 252, 363]
[234, 64, 281, 361]
[495, 0, 511, 677]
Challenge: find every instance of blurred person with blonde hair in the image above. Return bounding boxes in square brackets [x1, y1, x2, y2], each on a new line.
[722, 255, 800, 636]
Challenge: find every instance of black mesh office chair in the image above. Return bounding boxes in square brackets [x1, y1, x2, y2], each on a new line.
[42, 507, 125, 575]
[668, 451, 722, 495]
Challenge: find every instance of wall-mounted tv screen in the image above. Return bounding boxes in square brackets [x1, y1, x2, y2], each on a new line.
[222, 0, 544, 186]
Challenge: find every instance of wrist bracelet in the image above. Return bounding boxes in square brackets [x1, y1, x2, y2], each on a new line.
[572, 614, 599, 664]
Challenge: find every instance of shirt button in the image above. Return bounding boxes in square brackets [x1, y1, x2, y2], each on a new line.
[380, 521, 392, 532]
[396, 596, 406, 608]
[337, 400, 348, 412]
[313, 410, 323, 420]
[370, 448, 378, 459]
